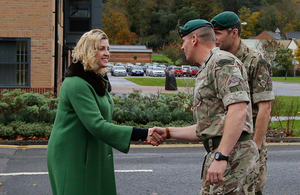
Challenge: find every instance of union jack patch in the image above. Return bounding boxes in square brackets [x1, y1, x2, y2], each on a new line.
[231, 78, 238, 83]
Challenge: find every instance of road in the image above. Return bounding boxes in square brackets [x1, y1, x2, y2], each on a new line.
[108, 73, 300, 96]
[0, 144, 299, 195]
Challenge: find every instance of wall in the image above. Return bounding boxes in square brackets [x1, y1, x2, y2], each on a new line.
[0, 0, 55, 92]
[110, 52, 152, 63]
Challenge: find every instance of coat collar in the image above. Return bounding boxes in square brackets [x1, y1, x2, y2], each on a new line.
[64, 61, 111, 96]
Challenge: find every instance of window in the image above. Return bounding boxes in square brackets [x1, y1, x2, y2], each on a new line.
[68, 0, 91, 32]
[0, 38, 30, 87]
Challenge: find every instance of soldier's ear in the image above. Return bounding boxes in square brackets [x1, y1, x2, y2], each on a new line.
[231, 28, 239, 38]
[192, 35, 198, 45]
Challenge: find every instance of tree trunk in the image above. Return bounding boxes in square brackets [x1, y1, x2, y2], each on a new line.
[285, 70, 288, 80]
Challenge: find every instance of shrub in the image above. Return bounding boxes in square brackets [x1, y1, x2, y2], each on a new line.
[0, 90, 58, 124]
[0, 124, 15, 139]
[112, 92, 194, 125]
[0, 122, 53, 140]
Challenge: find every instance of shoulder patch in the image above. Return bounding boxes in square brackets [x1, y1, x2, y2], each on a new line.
[217, 59, 234, 67]
[231, 78, 238, 83]
[257, 59, 268, 67]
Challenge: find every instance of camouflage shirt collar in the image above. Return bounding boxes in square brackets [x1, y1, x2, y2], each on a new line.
[196, 47, 218, 77]
[236, 40, 248, 60]
[204, 47, 219, 64]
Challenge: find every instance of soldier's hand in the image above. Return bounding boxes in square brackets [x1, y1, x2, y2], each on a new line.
[206, 160, 226, 185]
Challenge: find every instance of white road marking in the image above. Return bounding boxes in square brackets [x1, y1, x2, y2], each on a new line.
[0, 170, 153, 176]
[0, 172, 48, 176]
[115, 170, 153, 173]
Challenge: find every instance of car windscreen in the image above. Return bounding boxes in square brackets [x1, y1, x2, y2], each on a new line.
[115, 66, 125, 70]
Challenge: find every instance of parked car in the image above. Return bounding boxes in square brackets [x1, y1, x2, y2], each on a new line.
[173, 67, 184, 77]
[186, 66, 200, 77]
[125, 63, 134, 72]
[158, 65, 166, 72]
[152, 62, 159, 67]
[146, 66, 154, 76]
[150, 67, 165, 77]
[115, 62, 124, 66]
[107, 62, 114, 73]
[166, 65, 176, 72]
[129, 66, 144, 76]
[112, 66, 127, 76]
[181, 65, 191, 76]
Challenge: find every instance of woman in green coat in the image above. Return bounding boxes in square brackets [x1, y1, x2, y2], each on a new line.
[47, 29, 164, 195]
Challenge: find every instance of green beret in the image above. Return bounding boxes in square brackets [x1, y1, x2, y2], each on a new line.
[210, 11, 241, 30]
[178, 19, 213, 38]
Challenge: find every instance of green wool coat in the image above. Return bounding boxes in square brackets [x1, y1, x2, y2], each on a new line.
[47, 76, 133, 195]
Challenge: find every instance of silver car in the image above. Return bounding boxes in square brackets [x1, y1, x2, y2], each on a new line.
[150, 67, 165, 77]
[112, 66, 127, 76]
[146, 66, 154, 76]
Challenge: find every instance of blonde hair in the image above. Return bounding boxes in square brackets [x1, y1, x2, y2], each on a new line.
[72, 29, 109, 75]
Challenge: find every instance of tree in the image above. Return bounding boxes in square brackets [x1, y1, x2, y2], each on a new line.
[191, 0, 223, 20]
[238, 6, 261, 39]
[274, 47, 295, 80]
[149, 10, 177, 38]
[295, 42, 300, 64]
[260, 39, 283, 66]
[102, 3, 138, 44]
[175, 6, 200, 27]
[159, 42, 182, 65]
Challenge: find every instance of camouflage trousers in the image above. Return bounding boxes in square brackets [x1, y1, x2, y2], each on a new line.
[255, 140, 267, 195]
[200, 140, 260, 195]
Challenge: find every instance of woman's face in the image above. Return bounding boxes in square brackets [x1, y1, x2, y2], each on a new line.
[95, 39, 110, 68]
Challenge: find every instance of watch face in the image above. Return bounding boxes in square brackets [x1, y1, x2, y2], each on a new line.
[215, 153, 220, 159]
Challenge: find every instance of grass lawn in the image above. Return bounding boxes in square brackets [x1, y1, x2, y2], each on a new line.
[152, 55, 173, 64]
[271, 96, 300, 117]
[125, 77, 195, 87]
[152, 55, 181, 65]
[271, 77, 300, 83]
[269, 120, 300, 137]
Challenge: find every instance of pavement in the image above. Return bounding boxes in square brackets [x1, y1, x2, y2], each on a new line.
[109, 75, 194, 94]
[111, 85, 194, 94]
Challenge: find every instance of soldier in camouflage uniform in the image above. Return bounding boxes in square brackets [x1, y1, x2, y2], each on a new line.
[211, 11, 275, 195]
[149, 19, 259, 194]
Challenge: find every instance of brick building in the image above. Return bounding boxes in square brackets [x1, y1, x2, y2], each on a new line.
[109, 45, 152, 63]
[0, 0, 153, 96]
[0, 0, 62, 94]
[0, 0, 103, 95]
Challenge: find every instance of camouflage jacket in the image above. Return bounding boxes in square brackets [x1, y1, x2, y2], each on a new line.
[236, 41, 275, 117]
[193, 47, 253, 140]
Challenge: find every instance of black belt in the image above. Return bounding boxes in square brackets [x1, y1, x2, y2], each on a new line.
[202, 131, 252, 153]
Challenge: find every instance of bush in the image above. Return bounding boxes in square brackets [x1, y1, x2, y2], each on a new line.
[0, 124, 15, 139]
[112, 120, 194, 129]
[0, 89, 58, 124]
[272, 67, 300, 77]
[152, 60, 169, 64]
[112, 92, 194, 125]
[0, 122, 52, 140]
[272, 67, 286, 77]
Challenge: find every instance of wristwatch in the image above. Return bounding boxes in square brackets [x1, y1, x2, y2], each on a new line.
[214, 152, 229, 162]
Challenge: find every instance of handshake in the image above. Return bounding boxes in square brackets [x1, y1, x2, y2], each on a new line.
[144, 127, 169, 146]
